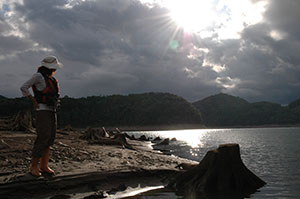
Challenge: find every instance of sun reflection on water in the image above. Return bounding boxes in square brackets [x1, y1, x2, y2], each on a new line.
[157, 129, 211, 148]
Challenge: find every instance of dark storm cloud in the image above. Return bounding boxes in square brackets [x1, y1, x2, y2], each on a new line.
[0, 18, 9, 34]
[8, 0, 220, 100]
[265, 0, 300, 41]
[248, 1, 300, 103]
[210, 21, 300, 103]
[0, 11, 32, 55]
[0, 35, 32, 55]
[181, 0, 300, 104]
[15, 0, 173, 66]
[14, 0, 174, 64]
[0, 0, 299, 104]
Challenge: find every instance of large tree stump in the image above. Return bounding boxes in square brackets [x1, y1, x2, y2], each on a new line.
[169, 144, 266, 198]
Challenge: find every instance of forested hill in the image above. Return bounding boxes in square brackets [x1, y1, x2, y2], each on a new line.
[193, 93, 300, 127]
[59, 93, 203, 127]
[1, 92, 300, 128]
[288, 99, 300, 110]
[0, 93, 203, 128]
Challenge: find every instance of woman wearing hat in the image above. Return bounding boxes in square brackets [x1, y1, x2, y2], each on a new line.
[20, 56, 62, 177]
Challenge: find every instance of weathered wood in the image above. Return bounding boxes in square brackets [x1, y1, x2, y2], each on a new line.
[0, 111, 35, 133]
[80, 127, 110, 140]
[80, 128, 134, 149]
[175, 163, 197, 170]
[169, 144, 266, 198]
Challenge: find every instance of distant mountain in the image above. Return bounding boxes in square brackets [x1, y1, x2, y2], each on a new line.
[193, 93, 300, 127]
[193, 93, 251, 126]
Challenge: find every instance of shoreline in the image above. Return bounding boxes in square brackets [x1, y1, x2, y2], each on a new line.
[0, 130, 198, 199]
[112, 124, 300, 131]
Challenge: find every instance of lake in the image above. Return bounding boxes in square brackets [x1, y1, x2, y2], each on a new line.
[126, 127, 300, 199]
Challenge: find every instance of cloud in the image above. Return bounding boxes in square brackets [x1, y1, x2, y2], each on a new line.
[0, 0, 299, 104]
[10, 0, 220, 99]
[265, 0, 300, 41]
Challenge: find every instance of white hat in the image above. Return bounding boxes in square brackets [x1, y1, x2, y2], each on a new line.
[41, 56, 63, 69]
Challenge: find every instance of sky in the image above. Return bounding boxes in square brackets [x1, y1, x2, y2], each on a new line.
[0, 0, 299, 104]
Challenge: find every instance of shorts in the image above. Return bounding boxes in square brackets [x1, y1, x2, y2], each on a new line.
[32, 110, 57, 158]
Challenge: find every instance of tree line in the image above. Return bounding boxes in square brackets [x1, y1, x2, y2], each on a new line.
[0, 92, 300, 128]
[0, 93, 202, 128]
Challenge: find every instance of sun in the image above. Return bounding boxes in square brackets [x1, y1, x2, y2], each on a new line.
[164, 0, 215, 32]
[158, 0, 267, 39]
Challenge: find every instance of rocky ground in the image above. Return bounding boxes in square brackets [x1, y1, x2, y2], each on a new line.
[0, 129, 198, 199]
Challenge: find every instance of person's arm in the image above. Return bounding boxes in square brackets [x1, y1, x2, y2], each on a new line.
[20, 74, 40, 109]
[27, 95, 39, 110]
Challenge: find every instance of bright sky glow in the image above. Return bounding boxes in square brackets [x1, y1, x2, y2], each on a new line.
[270, 30, 286, 41]
[203, 59, 226, 72]
[216, 76, 241, 89]
[141, 0, 268, 40]
[165, 0, 215, 32]
[61, 0, 87, 9]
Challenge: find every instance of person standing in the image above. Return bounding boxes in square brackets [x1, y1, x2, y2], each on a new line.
[20, 56, 62, 177]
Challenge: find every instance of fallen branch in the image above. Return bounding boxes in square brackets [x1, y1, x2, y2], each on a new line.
[81, 128, 134, 150]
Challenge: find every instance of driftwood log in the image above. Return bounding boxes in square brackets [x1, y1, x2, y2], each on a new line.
[80, 128, 134, 150]
[169, 144, 266, 198]
[80, 127, 110, 140]
[0, 111, 35, 133]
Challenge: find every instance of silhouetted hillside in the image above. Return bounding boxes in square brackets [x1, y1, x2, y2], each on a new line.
[289, 99, 300, 109]
[193, 93, 251, 126]
[1, 92, 300, 128]
[61, 93, 203, 127]
[0, 93, 203, 128]
[193, 93, 300, 127]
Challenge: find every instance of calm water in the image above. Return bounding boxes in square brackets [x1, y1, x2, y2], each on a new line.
[126, 127, 300, 199]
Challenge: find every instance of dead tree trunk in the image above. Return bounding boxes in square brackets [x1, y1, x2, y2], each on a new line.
[0, 111, 35, 133]
[80, 127, 110, 140]
[80, 128, 134, 150]
[168, 144, 266, 198]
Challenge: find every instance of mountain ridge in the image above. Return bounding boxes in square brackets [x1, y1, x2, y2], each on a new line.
[193, 93, 300, 127]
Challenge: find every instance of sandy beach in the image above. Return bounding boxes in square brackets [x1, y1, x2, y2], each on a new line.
[0, 129, 198, 199]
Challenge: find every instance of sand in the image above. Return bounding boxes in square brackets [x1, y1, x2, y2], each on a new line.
[0, 130, 198, 199]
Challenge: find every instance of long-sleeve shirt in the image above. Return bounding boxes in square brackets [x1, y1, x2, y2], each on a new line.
[20, 73, 55, 111]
